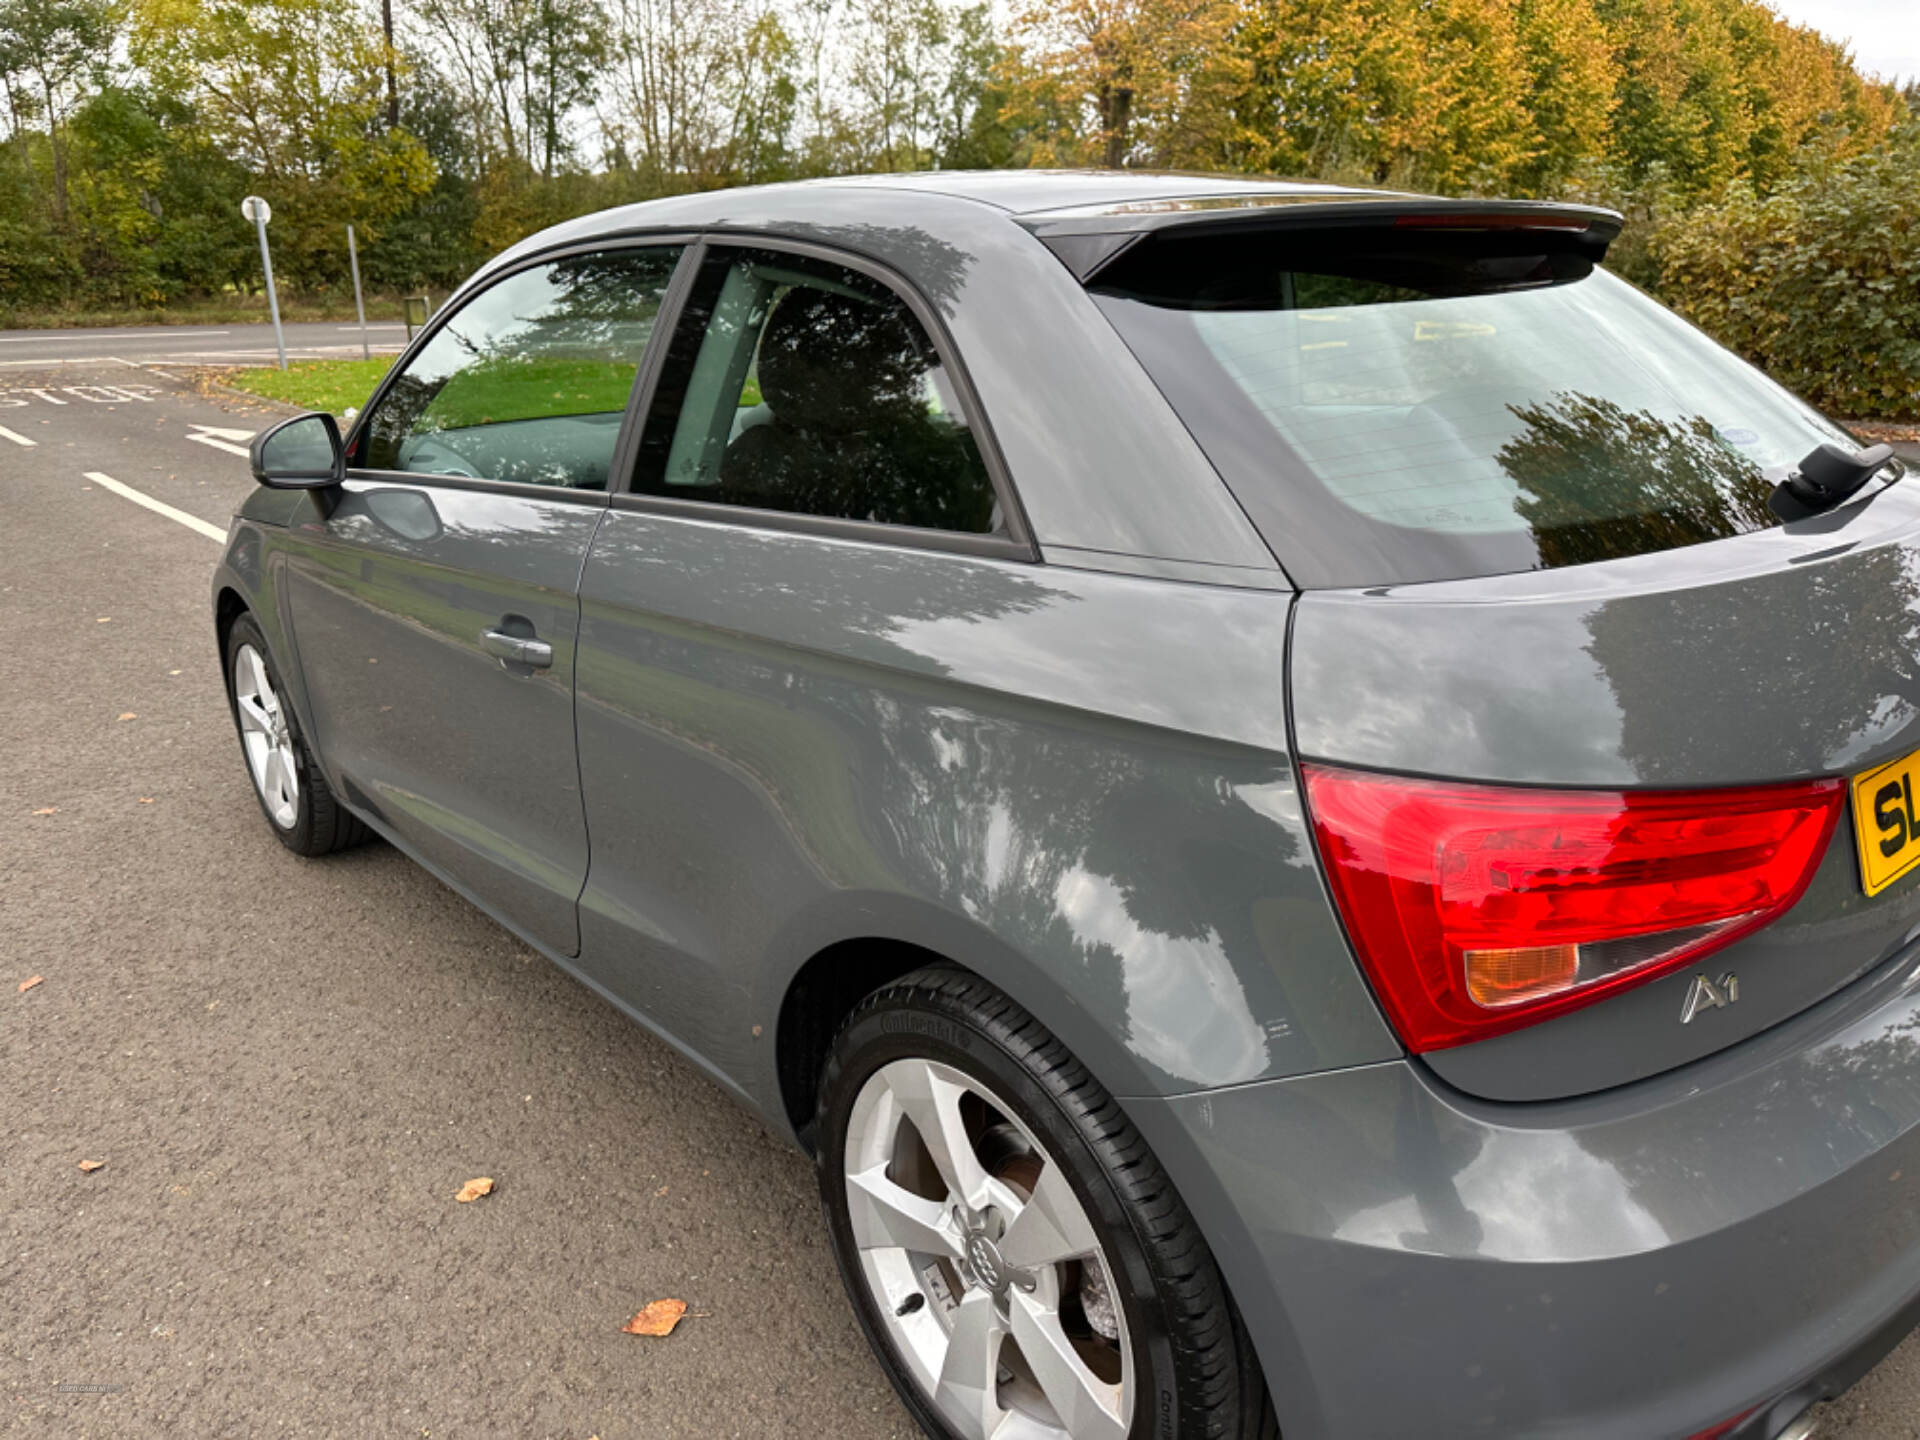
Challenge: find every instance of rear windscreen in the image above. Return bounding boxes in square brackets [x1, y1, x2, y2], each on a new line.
[1091, 228, 1872, 587]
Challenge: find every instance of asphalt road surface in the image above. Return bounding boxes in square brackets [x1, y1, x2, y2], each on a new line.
[4, 358, 1920, 1439]
[0, 322, 408, 368]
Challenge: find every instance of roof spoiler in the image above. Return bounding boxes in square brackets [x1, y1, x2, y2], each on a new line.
[1018, 194, 1625, 283]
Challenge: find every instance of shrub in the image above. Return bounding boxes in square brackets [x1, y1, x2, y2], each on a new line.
[1650, 122, 1920, 419]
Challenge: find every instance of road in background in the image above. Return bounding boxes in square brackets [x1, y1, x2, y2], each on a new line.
[3, 356, 1919, 1437]
[0, 323, 407, 369]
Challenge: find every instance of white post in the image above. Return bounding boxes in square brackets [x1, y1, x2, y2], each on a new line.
[244, 196, 287, 371]
[347, 224, 369, 362]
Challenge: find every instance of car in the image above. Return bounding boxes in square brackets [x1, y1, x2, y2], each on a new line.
[211, 169, 1920, 1440]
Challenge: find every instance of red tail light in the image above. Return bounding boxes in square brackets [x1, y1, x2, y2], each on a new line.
[1301, 765, 1844, 1051]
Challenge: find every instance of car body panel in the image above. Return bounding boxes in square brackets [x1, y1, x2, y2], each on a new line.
[1293, 477, 1920, 1099]
[571, 506, 1398, 1105]
[1129, 940, 1920, 1438]
[275, 479, 603, 956]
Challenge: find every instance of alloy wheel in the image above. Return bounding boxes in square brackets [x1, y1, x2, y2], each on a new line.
[844, 1057, 1132, 1440]
[233, 643, 300, 829]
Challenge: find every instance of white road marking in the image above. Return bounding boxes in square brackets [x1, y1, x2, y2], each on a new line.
[84, 471, 226, 543]
[0, 424, 35, 446]
[186, 425, 257, 458]
[336, 324, 406, 331]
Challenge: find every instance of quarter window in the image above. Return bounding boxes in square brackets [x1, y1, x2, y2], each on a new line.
[630, 247, 1001, 535]
[359, 246, 683, 490]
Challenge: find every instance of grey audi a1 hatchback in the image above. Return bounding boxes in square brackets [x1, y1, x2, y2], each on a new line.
[212, 171, 1919, 1440]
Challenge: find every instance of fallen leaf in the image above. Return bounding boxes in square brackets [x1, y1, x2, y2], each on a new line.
[78, 1159, 105, 1173]
[138, 797, 155, 805]
[622, 1299, 688, 1337]
[117, 712, 137, 721]
[19, 976, 44, 993]
[455, 1176, 494, 1203]
[96, 616, 111, 623]
[168, 669, 181, 676]
[653, 1184, 669, 1197]
[31, 807, 56, 817]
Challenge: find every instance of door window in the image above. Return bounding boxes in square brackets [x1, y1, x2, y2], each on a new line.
[359, 246, 683, 490]
[630, 247, 1002, 535]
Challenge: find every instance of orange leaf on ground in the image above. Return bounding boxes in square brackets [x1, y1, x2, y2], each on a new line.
[455, 1176, 494, 1203]
[117, 712, 137, 721]
[622, 1299, 688, 1337]
[31, 807, 56, 817]
[138, 797, 155, 805]
[18, 976, 43, 993]
[78, 1159, 105, 1173]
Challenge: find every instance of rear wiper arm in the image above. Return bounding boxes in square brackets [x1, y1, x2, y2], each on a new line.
[1767, 441, 1898, 520]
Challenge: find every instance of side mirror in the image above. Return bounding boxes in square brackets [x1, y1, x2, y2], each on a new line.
[250, 412, 345, 490]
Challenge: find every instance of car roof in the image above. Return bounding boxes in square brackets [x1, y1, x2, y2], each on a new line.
[786, 169, 1387, 215]
[536, 170, 1395, 241]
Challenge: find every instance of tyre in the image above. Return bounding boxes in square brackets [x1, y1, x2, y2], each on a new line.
[816, 966, 1268, 1440]
[223, 612, 371, 856]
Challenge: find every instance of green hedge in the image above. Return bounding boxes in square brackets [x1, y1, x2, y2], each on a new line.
[1650, 124, 1920, 420]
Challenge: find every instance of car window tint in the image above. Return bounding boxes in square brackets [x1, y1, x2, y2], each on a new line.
[1093, 228, 1868, 586]
[631, 247, 1001, 535]
[360, 246, 683, 489]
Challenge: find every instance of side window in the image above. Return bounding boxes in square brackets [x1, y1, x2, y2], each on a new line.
[630, 247, 1002, 535]
[359, 245, 683, 490]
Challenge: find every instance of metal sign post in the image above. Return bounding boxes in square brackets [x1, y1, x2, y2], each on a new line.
[346, 224, 370, 361]
[241, 195, 287, 371]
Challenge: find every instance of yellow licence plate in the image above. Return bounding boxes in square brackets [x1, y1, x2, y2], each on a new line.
[1853, 749, 1920, 896]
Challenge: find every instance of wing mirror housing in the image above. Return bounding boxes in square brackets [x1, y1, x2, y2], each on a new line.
[251, 411, 346, 490]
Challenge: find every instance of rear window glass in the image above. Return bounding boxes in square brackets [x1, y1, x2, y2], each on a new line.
[1092, 229, 1873, 587]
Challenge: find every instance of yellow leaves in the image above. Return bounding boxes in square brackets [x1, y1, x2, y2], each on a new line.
[31, 807, 57, 817]
[455, 1177, 495, 1203]
[78, 1159, 106, 1173]
[622, 1299, 688, 1337]
[18, 976, 43, 993]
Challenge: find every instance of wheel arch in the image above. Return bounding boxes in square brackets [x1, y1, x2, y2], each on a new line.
[765, 892, 1163, 1154]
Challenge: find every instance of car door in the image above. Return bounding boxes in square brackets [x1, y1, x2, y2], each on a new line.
[281, 241, 687, 957]
[568, 240, 1043, 1072]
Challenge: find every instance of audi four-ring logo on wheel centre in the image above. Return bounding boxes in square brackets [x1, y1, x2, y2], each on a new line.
[965, 1232, 1007, 1294]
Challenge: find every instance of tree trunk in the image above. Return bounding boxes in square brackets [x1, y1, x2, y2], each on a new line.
[383, 0, 400, 127]
[41, 77, 66, 223]
[1101, 85, 1133, 168]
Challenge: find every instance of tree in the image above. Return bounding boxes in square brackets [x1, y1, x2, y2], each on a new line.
[0, 0, 113, 221]
[129, 0, 436, 286]
[1006, 0, 1241, 168]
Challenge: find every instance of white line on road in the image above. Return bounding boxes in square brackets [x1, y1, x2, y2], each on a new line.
[0, 424, 35, 446]
[83, 471, 226, 543]
[186, 425, 256, 458]
[336, 324, 407, 331]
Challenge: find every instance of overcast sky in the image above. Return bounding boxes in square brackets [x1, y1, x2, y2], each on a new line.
[1763, 0, 1919, 85]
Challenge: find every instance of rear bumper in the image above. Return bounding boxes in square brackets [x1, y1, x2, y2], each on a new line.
[1126, 946, 1920, 1439]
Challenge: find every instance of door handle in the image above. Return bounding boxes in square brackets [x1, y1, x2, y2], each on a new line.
[481, 628, 553, 670]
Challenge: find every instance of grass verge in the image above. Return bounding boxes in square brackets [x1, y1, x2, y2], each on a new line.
[222, 357, 398, 415]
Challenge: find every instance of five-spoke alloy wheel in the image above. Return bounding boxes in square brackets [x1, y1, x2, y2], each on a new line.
[222, 612, 371, 856]
[847, 1057, 1132, 1440]
[233, 640, 300, 829]
[817, 967, 1268, 1440]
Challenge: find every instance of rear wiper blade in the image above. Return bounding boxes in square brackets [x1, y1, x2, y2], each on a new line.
[1767, 442, 1899, 520]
